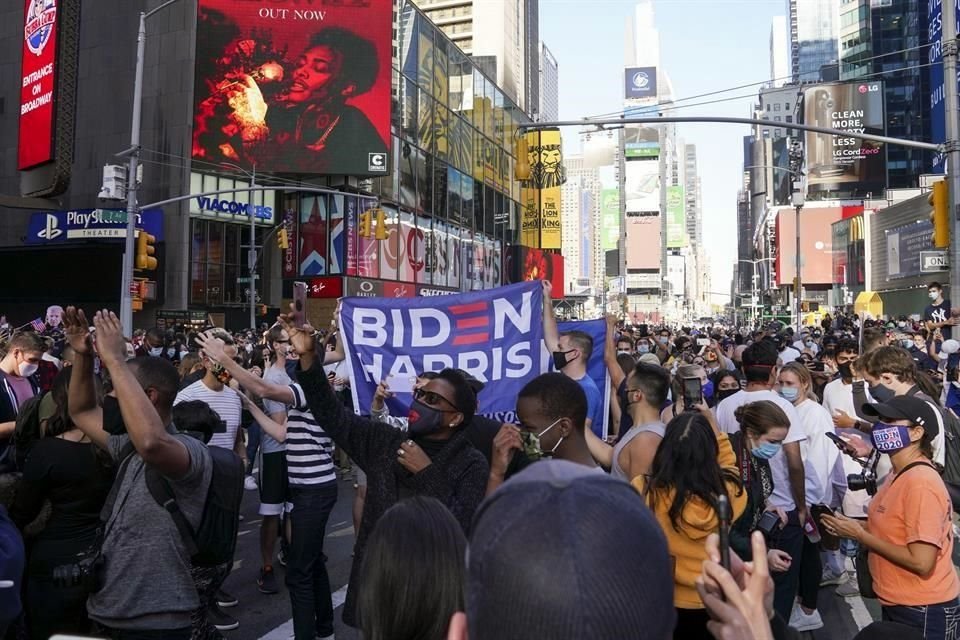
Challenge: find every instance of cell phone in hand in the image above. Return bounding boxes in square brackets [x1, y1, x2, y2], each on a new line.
[386, 374, 416, 395]
[293, 281, 307, 328]
[682, 377, 702, 410]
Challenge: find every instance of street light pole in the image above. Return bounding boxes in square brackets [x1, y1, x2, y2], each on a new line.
[792, 181, 805, 331]
[943, 0, 960, 300]
[249, 166, 257, 330]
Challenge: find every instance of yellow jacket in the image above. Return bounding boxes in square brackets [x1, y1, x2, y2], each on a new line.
[632, 432, 747, 609]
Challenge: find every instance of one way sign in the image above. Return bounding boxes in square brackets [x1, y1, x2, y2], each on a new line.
[921, 251, 950, 273]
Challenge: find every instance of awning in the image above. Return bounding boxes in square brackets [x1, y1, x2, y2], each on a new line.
[854, 291, 883, 318]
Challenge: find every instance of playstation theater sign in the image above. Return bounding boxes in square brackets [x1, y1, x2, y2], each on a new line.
[25, 208, 164, 244]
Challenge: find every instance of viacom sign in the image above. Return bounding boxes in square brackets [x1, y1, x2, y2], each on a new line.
[195, 196, 272, 219]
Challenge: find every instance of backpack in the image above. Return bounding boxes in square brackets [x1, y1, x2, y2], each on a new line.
[121, 440, 244, 567]
[4, 394, 44, 472]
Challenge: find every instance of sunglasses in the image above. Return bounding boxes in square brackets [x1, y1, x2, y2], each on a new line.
[414, 388, 461, 413]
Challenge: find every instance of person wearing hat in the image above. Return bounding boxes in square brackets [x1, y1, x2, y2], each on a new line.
[447, 460, 676, 640]
[822, 396, 960, 640]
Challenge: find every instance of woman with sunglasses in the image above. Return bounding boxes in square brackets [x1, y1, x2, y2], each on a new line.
[276, 316, 488, 631]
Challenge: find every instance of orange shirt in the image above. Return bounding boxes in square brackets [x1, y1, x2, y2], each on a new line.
[867, 463, 960, 606]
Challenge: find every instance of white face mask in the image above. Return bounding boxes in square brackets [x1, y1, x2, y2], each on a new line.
[149, 346, 163, 357]
[931, 291, 941, 300]
[18, 361, 38, 378]
[166, 347, 176, 358]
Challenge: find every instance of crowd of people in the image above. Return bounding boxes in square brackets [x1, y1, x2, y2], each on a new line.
[0, 284, 958, 640]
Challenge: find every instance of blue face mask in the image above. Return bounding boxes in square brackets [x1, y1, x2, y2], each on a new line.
[778, 386, 800, 402]
[871, 423, 913, 453]
[702, 380, 715, 401]
[751, 441, 782, 460]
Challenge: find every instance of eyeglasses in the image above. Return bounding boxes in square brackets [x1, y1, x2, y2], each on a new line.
[414, 388, 461, 413]
[275, 339, 291, 345]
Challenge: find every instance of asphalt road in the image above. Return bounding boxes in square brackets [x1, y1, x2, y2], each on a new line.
[224, 472, 880, 640]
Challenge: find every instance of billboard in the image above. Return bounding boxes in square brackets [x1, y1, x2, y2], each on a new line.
[25, 209, 164, 245]
[802, 82, 886, 197]
[624, 126, 660, 158]
[600, 188, 620, 250]
[665, 185, 686, 248]
[19, 0, 60, 170]
[505, 247, 564, 299]
[624, 160, 660, 213]
[625, 67, 657, 99]
[625, 212, 661, 270]
[927, 0, 958, 172]
[191, 0, 392, 175]
[774, 206, 842, 286]
[520, 128, 566, 249]
[886, 220, 935, 280]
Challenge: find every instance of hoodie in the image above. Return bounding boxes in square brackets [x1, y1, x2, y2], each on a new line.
[632, 431, 746, 608]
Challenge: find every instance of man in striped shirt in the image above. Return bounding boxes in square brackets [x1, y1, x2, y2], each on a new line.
[174, 328, 245, 632]
[196, 329, 343, 640]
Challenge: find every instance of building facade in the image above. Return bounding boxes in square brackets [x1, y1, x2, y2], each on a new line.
[539, 42, 559, 123]
[770, 16, 790, 86]
[790, 0, 840, 83]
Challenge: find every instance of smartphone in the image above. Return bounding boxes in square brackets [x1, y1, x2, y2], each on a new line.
[697, 337, 710, 347]
[293, 281, 308, 327]
[825, 431, 857, 456]
[717, 494, 732, 571]
[386, 373, 416, 395]
[682, 377, 702, 409]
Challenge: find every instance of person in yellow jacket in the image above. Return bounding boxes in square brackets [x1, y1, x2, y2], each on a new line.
[632, 407, 747, 640]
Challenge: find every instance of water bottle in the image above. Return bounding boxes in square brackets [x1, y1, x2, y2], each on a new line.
[803, 515, 821, 543]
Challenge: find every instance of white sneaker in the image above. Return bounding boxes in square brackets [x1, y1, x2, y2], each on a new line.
[244, 475, 258, 491]
[835, 576, 861, 597]
[789, 605, 824, 632]
[819, 567, 846, 586]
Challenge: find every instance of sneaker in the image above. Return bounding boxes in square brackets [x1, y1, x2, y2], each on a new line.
[819, 567, 846, 586]
[244, 475, 258, 491]
[789, 605, 824, 632]
[258, 566, 279, 594]
[208, 604, 239, 631]
[216, 589, 239, 608]
[835, 576, 861, 597]
[277, 548, 287, 567]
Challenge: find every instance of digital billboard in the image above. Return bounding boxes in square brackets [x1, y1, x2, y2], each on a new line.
[625, 212, 661, 270]
[520, 128, 565, 249]
[774, 206, 842, 286]
[624, 126, 659, 158]
[191, 0, 392, 175]
[802, 82, 885, 197]
[665, 186, 686, 248]
[625, 67, 657, 99]
[600, 188, 619, 251]
[624, 159, 660, 213]
[19, 0, 60, 170]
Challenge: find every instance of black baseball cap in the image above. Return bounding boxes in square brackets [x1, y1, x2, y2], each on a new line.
[862, 396, 942, 437]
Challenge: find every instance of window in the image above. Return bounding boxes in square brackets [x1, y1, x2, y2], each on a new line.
[785, 103, 790, 110]
[774, 115, 781, 122]
[773, 103, 781, 111]
[190, 219, 265, 307]
[785, 115, 793, 123]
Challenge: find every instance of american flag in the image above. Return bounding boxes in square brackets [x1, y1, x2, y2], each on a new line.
[29, 318, 45, 332]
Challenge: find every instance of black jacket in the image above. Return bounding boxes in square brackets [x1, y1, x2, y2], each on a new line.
[297, 360, 489, 627]
[729, 431, 774, 561]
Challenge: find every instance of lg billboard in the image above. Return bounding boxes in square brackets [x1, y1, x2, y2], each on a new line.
[191, 0, 392, 175]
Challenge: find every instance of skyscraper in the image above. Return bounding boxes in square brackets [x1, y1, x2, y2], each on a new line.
[770, 16, 790, 86]
[539, 42, 559, 122]
[789, 0, 840, 83]
[412, 0, 539, 115]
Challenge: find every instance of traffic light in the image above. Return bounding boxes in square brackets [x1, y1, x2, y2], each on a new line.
[360, 208, 388, 240]
[374, 208, 387, 240]
[359, 210, 372, 237]
[135, 232, 157, 270]
[277, 228, 289, 250]
[930, 181, 950, 248]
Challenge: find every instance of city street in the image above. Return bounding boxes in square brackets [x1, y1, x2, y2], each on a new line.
[225, 471, 879, 640]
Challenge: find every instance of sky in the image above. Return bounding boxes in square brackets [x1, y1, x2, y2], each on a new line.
[539, 0, 784, 306]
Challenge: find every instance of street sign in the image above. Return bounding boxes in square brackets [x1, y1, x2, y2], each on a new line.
[236, 275, 260, 283]
[921, 250, 950, 273]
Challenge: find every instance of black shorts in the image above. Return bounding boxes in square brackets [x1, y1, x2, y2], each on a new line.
[258, 451, 291, 516]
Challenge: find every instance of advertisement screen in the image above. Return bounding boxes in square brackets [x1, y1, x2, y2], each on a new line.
[803, 82, 885, 197]
[927, 0, 958, 172]
[775, 206, 842, 286]
[19, 0, 60, 170]
[624, 160, 660, 213]
[600, 188, 619, 251]
[191, 0, 392, 175]
[624, 67, 657, 99]
[519, 128, 565, 249]
[625, 212, 660, 270]
[624, 126, 660, 158]
[665, 185, 685, 248]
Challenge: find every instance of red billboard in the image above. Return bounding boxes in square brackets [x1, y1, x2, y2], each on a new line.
[191, 0, 392, 175]
[505, 247, 564, 300]
[18, 0, 60, 170]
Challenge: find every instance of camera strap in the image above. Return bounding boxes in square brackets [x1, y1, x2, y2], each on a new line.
[95, 450, 145, 555]
[890, 461, 936, 486]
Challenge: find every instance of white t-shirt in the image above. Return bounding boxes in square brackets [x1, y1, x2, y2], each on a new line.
[795, 399, 843, 507]
[715, 389, 807, 511]
[174, 379, 242, 451]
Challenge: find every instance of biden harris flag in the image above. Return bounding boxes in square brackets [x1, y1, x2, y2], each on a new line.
[340, 281, 547, 421]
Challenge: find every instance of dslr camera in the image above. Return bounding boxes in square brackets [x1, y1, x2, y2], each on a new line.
[52, 549, 105, 592]
[847, 470, 878, 496]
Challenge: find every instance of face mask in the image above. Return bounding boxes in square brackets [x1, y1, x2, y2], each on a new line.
[520, 418, 562, 461]
[930, 291, 941, 300]
[407, 399, 446, 436]
[838, 363, 853, 379]
[637, 344, 650, 354]
[659, 337, 669, 345]
[751, 440, 782, 460]
[166, 347, 176, 358]
[553, 350, 576, 370]
[868, 383, 895, 403]
[245, 343, 253, 353]
[805, 340, 815, 348]
[617, 350, 631, 357]
[702, 380, 715, 400]
[149, 346, 163, 357]
[210, 362, 232, 384]
[871, 423, 914, 453]
[717, 388, 739, 402]
[102, 395, 126, 435]
[901, 339, 914, 349]
[778, 386, 800, 402]
[897, 322, 907, 329]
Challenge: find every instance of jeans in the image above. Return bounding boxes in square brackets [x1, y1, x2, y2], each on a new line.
[245, 422, 261, 475]
[103, 627, 192, 640]
[770, 509, 804, 620]
[882, 599, 960, 640]
[26, 575, 93, 640]
[798, 535, 823, 610]
[286, 483, 338, 640]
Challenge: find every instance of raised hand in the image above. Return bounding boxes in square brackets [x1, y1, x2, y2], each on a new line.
[92, 310, 128, 367]
[63, 306, 94, 355]
[195, 330, 228, 365]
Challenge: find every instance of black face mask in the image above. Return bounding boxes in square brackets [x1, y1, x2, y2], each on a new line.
[869, 383, 895, 403]
[619, 385, 638, 411]
[716, 388, 740, 402]
[838, 363, 853, 380]
[553, 350, 576, 370]
[102, 395, 126, 435]
[407, 399, 445, 436]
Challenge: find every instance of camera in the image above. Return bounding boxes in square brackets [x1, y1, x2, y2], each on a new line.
[52, 550, 105, 592]
[847, 471, 878, 496]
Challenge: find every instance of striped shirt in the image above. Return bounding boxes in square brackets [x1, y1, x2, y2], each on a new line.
[287, 383, 337, 486]
[174, 380, 242, 451]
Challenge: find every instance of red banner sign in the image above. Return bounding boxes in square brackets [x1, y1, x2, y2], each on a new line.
[307, 276, 343, 299]
[18, 0, 60, 170]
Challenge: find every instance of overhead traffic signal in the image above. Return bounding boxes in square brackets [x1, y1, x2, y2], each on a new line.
[359, 208, 388, 240]
[135, 232, 157, 270]
[930, 181, 950, 248]
[277, 228, 289, 250]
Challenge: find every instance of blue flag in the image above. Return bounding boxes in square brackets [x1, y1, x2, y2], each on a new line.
[341, 281, 547, 421]
[556, 319, 611, 439]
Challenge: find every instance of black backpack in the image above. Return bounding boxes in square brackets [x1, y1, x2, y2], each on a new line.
[122, 440, 244, 567]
